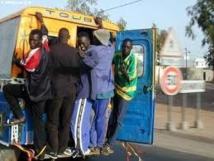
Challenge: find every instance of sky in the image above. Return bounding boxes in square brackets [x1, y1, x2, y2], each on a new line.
[0, 0, 208, 59]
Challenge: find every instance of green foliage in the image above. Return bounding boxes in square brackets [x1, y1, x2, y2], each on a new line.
[186, 0, 214, 66]
[66, 0, 97, 15]
[66, 0, 108, 18]
[117, 18, 127, 31]
[94, 9, 109, 20]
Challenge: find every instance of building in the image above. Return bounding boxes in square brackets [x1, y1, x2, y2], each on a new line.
[194, 58, 208, 68]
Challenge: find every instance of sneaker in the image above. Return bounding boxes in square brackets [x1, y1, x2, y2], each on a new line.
[63, 148, 72, 156]
[57, 152, 64, 158]
[84, 149, 91, 155]
[57, 147, 75, 157]
[71, 149, 81, 158]
[46, 151, 57, 160]
[101, 144, 114, 156]
[85, 147, 100, 156]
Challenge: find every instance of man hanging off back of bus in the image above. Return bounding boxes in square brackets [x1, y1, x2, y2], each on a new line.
[70, 31, 95, 157]
[106, 39, 137, 151]
[70, 21, 115, 156]
[3, 12, 51, 159]
[46, 28, 81, 159]
[89, 28, 114, 155]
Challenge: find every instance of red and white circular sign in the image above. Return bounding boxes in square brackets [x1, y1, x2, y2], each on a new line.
[160, 66, 183, 95]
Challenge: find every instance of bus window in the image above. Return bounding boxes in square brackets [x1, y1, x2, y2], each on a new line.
[77, 27, 95, 45]
[132, 45, 144, 77]
[48, 36, 58, 46]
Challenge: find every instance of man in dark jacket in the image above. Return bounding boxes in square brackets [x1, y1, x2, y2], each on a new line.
[70, 32, 94, 156]
[46, 28, 81, 159]
[3, 12, 51, 158]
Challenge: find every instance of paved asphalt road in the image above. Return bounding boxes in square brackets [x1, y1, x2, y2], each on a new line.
[15, 83, 214, 161]
[53, 144, 214, 161]
[57, 81, 214, 161]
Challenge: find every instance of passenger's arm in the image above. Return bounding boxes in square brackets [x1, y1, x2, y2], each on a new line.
[81, 49, 99, 69]
[122, 56, 137, 82]
[94, 17, 103, 29]
[120, 64, 131, 82]
[16, 13, 48, 73]
[35, 12, 49, 52]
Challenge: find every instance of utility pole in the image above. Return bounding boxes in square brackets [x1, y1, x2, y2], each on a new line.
[184, 48, 190, 79]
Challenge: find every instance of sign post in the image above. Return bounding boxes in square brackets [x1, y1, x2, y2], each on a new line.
[181, 93, 188, 130]
[195, 93, 203, 128]
[167, 95, 174, 131]
[160, 66, 183, 131]
[180, 80, 205, 129]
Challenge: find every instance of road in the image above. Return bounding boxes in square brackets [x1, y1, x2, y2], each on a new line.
[45, 83, 214, 161]
[85, 146, 214, 161]
[65, 82, 214, 161]
[58, 145, 214, 161]
[55, 129, 214, 161]
[206, 82, 214, 90]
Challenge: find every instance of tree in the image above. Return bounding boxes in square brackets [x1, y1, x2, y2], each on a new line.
[66, 0, 126, 30]
[186, 0, 214, 66]
[66, 0, 97, 15]
[117, 18, 127, 31]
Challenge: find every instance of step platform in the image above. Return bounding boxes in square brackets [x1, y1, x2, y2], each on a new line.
[0, 92, 34, 146]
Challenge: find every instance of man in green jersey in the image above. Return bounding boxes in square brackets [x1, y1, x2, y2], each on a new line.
[107, 38, 137, 149]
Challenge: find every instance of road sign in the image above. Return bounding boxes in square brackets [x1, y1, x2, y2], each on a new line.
[160, 57, 183, 67]
[180, 80, 206, 93]
[160, 66, 183, 95]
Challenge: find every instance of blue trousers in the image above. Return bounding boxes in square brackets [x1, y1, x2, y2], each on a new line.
[70, 98, 94, 155]
[107, 94, 129, 144]
[90, 99, 110, 148]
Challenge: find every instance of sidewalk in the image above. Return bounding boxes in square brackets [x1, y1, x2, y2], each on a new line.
[155, 102, 214, 140]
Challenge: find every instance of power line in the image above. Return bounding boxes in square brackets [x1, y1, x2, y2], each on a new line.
[103, 0, 143, 12]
